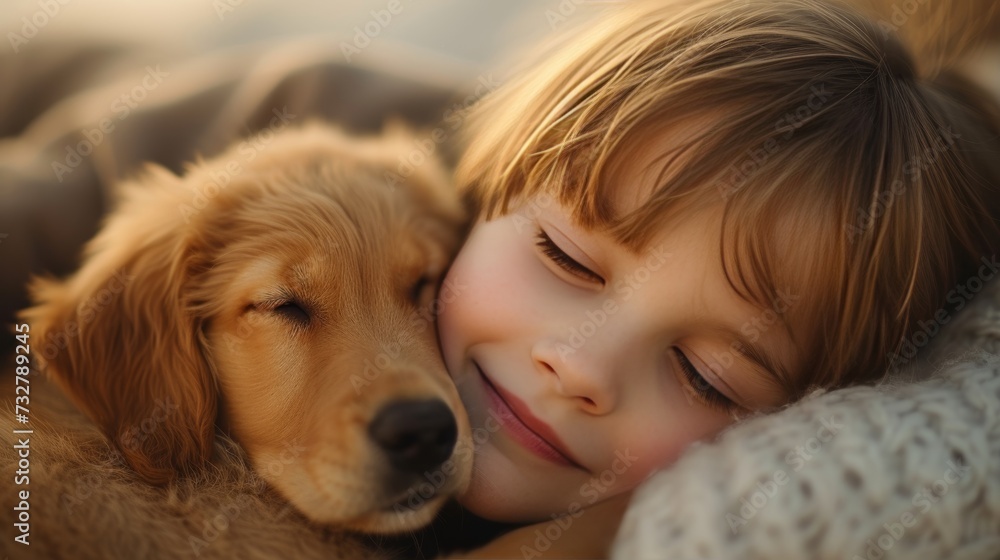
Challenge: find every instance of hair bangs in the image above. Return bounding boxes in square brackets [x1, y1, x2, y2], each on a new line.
[456, 0, 1000, 399]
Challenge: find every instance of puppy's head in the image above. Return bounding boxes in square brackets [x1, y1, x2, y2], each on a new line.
[21, 123, 472, 533]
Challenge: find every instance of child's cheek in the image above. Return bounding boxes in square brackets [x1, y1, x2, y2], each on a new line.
[589, 442, 680, 498]
[439, 219, 549, 346]
[602, 412, 734, 494]
[571, 445, 679, 507]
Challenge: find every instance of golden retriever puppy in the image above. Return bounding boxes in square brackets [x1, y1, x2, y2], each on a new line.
[5, 122, 473, 549]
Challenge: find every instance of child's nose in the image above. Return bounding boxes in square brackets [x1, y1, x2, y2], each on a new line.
[531, 339, 618, 415]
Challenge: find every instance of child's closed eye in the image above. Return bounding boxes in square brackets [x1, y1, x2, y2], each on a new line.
[673, 348, 739, 414]
[534, 229, 605, 286]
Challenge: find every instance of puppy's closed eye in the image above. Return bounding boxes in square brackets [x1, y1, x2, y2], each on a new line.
[409, 276, 432, 306]
[245, 298, 312, 326]
[273, 300, 311, 325]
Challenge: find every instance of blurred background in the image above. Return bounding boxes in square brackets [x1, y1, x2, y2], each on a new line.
[0, 0, 604, 356]
[1, 0, 561, 69]
[2, 0, 998, 358]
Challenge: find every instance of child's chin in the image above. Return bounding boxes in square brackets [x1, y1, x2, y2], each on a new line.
[457, 452, 572, 524]
[456, 446, 538, 523]
[458, 491, 550, 524]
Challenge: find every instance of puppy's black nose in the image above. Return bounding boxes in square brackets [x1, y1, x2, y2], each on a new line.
[368, 399, 458, 474]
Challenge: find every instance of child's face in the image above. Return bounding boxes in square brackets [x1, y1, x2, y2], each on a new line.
[437, 146, 799, 523]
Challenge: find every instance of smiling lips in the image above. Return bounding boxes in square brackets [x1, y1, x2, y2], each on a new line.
[475, 363, 586, 470]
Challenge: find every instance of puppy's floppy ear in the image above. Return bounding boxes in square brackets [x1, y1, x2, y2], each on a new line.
[21, 166, 217, 485]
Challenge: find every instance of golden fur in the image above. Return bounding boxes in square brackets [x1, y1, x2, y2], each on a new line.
[1, 123, 473, 558]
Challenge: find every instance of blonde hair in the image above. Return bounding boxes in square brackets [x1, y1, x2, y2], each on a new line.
[456, 0, 1000, 398]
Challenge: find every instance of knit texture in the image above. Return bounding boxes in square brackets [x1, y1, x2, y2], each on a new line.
[613, 279, 1000, 559]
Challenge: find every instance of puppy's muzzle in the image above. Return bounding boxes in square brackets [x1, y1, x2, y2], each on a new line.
[368, 399, 458, 476]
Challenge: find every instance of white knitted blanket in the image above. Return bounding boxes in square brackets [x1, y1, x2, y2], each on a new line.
[613, 278, 1000, 559]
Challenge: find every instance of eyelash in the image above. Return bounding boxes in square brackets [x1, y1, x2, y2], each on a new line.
[534, 229, 605, 285]
[534, 228, 739, 414]
[673, 349, 739, 413]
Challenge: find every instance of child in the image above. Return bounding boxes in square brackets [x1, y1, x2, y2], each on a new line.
[430, 0, 1000, 555]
